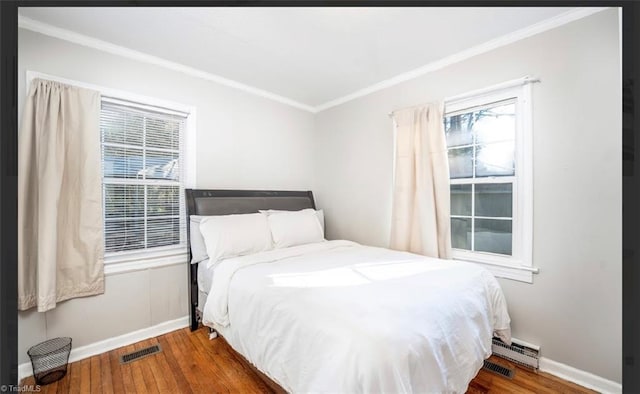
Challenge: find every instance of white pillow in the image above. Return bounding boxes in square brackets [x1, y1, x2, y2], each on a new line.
[199, 213, 272, 267]
[316, 209, 325, 234]
[260, 209, 325, 235]
[265, 209, 325, 248]
[189, 215, 209, 264]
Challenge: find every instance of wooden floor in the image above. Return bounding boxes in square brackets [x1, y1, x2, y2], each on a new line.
[22, 327, 596, 393]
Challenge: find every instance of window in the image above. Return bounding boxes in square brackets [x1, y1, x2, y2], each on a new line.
[100, 99, 188, 258]
[444, 82, 534, 282]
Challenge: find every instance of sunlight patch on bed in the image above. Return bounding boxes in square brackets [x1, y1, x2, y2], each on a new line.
[353, 260, 450, 281]
[268, 260, 451, 287]
[268, 267, 370, 288]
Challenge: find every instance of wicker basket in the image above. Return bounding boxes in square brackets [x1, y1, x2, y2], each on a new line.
[27, 337, 72, 385]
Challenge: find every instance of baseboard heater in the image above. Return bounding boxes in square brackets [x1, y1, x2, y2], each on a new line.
[492, 337, 540, 370]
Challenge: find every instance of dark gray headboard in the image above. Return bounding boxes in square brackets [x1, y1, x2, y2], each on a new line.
[187, 190, 315, 217]
[184, 189, 316, 330]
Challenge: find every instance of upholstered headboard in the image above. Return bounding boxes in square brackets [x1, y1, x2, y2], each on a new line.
[184, 189, 316, 330]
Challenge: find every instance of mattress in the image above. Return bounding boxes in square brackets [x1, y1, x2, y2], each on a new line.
[197, 258, 214, 294]
[201, 240, 511, 393]
[197, 259, 215, 312]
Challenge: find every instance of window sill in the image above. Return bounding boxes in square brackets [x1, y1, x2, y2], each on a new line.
[104, 247, 188, 276]
[470, 261, 535, 283]
[452, 251, 538, 283]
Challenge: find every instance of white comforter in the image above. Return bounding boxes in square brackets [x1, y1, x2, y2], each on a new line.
[202, 240, 511, 394]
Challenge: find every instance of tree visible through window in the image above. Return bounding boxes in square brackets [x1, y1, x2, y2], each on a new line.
[445, 100, 516, 256]
[100, 101, 186, 254]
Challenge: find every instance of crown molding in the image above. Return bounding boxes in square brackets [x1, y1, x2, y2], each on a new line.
[19, 7, 611, 114]
[18, 15, 316, 113]
[314, 7, 610, 112]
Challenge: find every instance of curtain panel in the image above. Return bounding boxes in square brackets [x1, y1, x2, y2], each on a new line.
[18, 78, 104, 312]
[390, 102, 452, 259]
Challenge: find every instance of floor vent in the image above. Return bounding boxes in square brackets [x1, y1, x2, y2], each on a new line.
[483, 360, 515, 379]
[120, 344, 162, 364]
[492, 337, 540, 370]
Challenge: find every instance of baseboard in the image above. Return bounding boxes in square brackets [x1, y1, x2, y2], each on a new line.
[539, 357, 622, 394]
[18, 323, 621, 394]
[18, 315, 189, 382]
[501, 336, 621, 394]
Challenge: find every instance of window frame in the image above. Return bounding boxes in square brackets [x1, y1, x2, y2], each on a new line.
[101, 99, 187, 257]
[26, 71, 197, 275]
[445, 81, 535, 283]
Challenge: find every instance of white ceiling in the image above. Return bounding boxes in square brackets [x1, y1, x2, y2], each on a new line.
[19, 7, 578, 109]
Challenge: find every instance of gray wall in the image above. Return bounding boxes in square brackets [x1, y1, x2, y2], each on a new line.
[17, 29, 315, 364]
[18, 9, 622, 384]
[313, 9, 621, 383]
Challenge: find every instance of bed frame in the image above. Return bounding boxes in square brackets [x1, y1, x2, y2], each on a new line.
[184, 189, 316, 331]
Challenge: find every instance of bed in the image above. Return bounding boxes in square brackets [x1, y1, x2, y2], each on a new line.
[185, 189, 511, 393]
[186, 189, 318, 330]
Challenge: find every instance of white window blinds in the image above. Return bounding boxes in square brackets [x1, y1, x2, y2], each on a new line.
[100, 99, 187, 254]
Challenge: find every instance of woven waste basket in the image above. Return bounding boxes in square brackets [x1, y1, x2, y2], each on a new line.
[27, 337, 72, 385]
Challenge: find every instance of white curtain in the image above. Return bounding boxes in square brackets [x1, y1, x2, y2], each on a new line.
[18, 78, 104, 312]
[389, 102, 452, 259]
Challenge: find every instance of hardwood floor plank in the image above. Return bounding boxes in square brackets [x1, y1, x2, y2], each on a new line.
[127, 343, 148, 394]
[90, 352, 102, 393]
[163, 330, 210, 393]
[20, 375, 35, 388]
[20, 326, 598, 394]
[117, 346, 138, 393]
[172, 328, 230, 393]
[149, 337, 182, 393]
[40, 377, 57, 393]
[78, 359, 91, 394]
[187, 329, 240, 391]
[107, 346, 124, 394]
[193, 329, 273, 394]
[135, 340, 160, 393]
[54, 364, 70, 394]
[99, 352, 113, 394]
[66, 358, 80, 394]
[156, 334, 193, 394]
[164, 330, 204, 392]
[535, 370, 597, 393]
[481, 356, 597, 394]
[143, 339, 172, 393]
